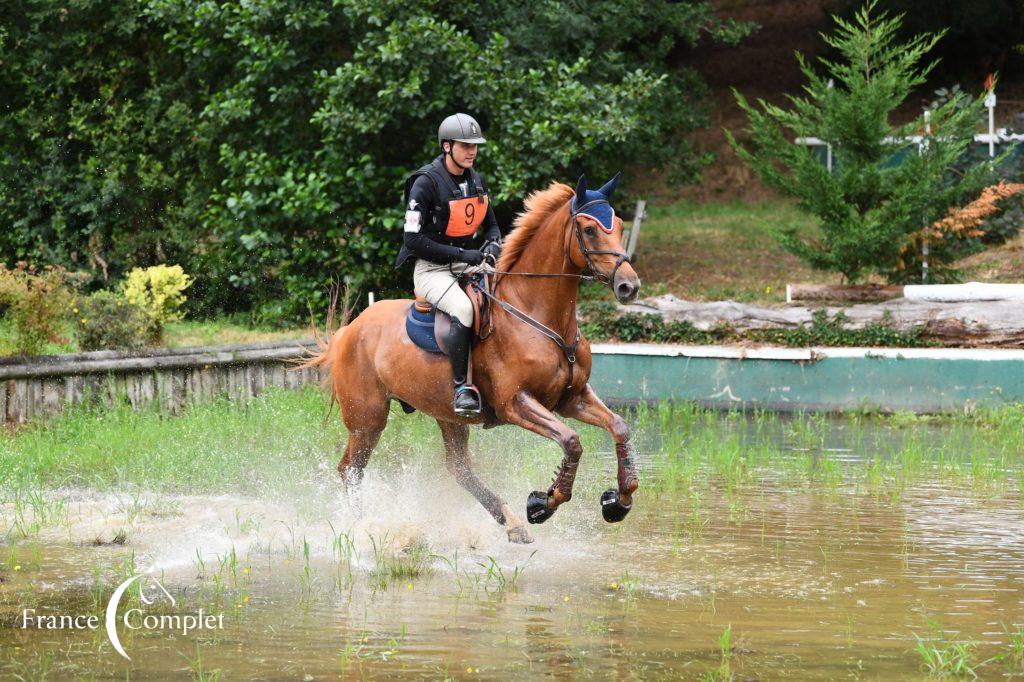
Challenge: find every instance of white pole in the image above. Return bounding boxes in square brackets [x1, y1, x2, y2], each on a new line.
[368, 292, 375, 306]
[921, 110, 931, 284]
[985, 91, 997, 158]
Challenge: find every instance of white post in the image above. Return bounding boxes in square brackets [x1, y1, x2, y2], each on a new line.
[921, 110, 931, 283]
[368, 292, 375, 306]
[985, 91, 997, 158]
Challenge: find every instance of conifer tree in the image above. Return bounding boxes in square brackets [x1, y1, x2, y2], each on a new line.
[728, 1, 996, 283]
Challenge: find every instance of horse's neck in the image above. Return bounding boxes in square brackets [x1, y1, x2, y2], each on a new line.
[500, 211, 581, 339]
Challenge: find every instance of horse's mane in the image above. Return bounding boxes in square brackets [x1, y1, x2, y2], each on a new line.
[497, 181, 574, 271]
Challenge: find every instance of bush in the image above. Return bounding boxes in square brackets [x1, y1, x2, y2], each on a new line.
[73, 290, 149, 351]
[0, 263, 75, 356]
[121, 265, 193, 343]
[728, 1, 998, 283]
[0, 0, 752, 323]
[578, 301, 931, 348]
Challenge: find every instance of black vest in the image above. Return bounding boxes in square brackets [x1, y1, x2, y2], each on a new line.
[394, 156, 490, 267]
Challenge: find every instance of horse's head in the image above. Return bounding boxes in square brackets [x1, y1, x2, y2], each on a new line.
[569, 174, 641, 303]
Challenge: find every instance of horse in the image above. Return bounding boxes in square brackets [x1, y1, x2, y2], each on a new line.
[298, 174, 642, 544]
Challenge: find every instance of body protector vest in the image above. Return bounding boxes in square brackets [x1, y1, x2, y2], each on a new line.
[397, 156, 490, 261]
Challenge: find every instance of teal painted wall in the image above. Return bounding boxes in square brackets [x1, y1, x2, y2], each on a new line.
[589, 351, 1024, 413]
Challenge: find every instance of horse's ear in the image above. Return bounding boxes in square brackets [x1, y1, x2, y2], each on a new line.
[598, 172, 620, 199]
[574, 174, 587, 202]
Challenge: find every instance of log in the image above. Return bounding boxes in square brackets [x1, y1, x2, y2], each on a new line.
[904, 282, 1024, 302]
[618, 294, 1024, 347]
[786, 283, 904, 303]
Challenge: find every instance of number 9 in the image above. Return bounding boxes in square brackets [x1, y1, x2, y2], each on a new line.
[464, 202, 475, 225]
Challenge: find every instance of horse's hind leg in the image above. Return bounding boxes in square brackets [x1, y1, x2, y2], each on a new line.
[436, 419, 534, 544]
[337, 394, 389, 512]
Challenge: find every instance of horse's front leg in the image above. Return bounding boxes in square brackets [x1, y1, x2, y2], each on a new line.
[499, 391, 583, 525]
[558, 383, 638, 523]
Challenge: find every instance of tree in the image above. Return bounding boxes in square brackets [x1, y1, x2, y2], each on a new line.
[727, 1, 998, 283]
[0, 0, 752, 323]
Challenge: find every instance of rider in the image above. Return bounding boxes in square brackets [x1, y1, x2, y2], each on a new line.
[395, 113, 503, 416]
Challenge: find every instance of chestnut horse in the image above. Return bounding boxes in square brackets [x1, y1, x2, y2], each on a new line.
[299, 175, 642, 544]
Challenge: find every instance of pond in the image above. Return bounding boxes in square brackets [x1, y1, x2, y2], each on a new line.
[1, 393, 1023, 679]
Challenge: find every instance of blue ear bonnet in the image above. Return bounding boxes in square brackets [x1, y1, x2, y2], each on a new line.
[570, 173, 619, 233]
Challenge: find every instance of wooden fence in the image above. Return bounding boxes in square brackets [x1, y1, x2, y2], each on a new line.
[0, 340, 324, 424]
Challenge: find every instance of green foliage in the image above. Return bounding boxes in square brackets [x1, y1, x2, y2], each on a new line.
[579, 302, 932, 348]
[727, 1, 999, 283]
[0, 263, 76, 356]
[914, 629, 979, 678]
[73, 290, 149, 352]
[121, 264, 193, 342]
[0, 0, 751, 324]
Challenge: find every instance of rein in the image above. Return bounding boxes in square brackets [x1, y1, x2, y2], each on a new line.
[469, 195, 630, 390]
[473, 283, 582, 387]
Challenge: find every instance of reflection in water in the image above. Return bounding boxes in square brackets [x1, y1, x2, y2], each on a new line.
[2, 409, 1023, 679]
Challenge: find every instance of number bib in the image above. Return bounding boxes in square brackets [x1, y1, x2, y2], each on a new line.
[444, 195, 489, 238]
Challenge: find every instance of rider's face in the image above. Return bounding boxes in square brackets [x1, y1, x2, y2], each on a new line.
[449, 141, 477, 167]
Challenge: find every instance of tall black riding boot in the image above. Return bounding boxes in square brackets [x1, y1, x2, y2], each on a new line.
[447, 319, 481, 416]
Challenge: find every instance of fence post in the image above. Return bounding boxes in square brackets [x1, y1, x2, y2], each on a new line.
[626, 200, 646, 258]
[987, 89, 995, 157]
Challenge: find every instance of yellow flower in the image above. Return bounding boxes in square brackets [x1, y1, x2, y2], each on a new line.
[80, 318, 87, 324]
[466, 668, 473, 674]
[72, 307, 79, 313]
[562, 596, 570, 602]
[610, 582, 618, 590]
[243, 595, 249, 603]
[13, 565, 21, 571]
[765, 286, 772, 294]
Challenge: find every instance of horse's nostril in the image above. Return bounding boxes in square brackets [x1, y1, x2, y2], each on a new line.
[616, 282, 635, 300]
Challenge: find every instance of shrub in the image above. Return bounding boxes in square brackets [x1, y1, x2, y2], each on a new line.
[578, 301, 931, 348]
[73, 290, 149, 351]
[121, 265, 194, 343]
[0, 0, 753, 323]
[0, 263, 75, 356]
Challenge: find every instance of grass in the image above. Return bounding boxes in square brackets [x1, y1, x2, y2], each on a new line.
[3, 389, 1024, 540]
[0, 315, 309, 358]
[623, 199, 830, 305]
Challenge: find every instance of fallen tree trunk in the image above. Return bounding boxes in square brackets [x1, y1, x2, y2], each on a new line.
[619, 295, 1024, 347]
[786, 283, 903, 303]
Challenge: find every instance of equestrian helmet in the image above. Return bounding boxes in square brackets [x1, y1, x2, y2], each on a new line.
[438, 113, 487, 148]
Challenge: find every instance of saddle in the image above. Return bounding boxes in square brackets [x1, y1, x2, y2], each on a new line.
[404, 273, 492, 355]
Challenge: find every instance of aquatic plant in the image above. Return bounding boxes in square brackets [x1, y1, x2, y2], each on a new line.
[914, 629, 979, 679]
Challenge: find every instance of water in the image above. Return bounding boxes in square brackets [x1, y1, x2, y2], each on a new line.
[2, 409, 1023, 679]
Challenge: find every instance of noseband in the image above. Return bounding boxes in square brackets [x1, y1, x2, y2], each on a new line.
[571, 198, 632, 285]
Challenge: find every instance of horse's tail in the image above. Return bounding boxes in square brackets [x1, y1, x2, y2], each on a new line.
[290, 283, 354, 418]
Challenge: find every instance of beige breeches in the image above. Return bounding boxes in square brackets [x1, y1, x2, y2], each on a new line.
[413, 259, 474, 327]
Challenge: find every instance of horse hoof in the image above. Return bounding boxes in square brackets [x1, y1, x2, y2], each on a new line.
[600, 489, 632, 523]
[526, 490, 555, 525]
[507, 524, 535, 544]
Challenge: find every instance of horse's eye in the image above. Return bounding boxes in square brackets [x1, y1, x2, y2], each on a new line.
[585, 226, 596, 237]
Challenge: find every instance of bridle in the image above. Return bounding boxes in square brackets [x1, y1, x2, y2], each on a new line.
[471, 193, 632, 392]
[569, 197, 633, 285]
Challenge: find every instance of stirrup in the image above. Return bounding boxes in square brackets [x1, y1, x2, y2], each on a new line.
[453, 384, 482, 416]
